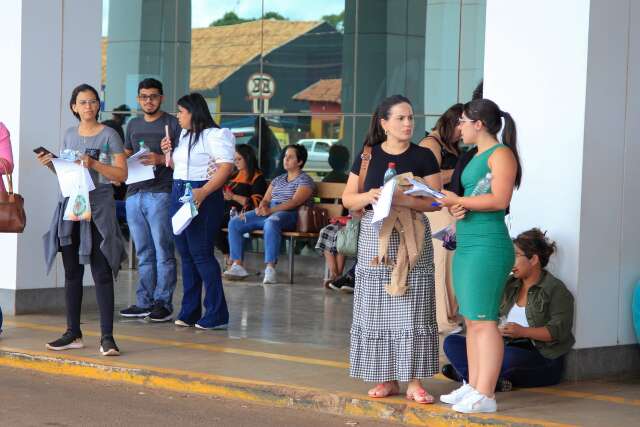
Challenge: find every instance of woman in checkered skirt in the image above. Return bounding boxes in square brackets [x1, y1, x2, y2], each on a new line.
[342, 95, 443, 403]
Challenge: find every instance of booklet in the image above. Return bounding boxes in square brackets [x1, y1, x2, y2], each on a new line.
[51, 159, 96, 197]
[125, 150, 155, 185]
[372, 178, 396, 223]
[172, 201, 198, 235]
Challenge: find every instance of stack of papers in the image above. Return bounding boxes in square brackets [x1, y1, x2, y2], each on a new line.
[51, 159, 96, 197]
[403, 178, 445, 199]
[126, 150, 155, 185]
[372, 179, 396, 223]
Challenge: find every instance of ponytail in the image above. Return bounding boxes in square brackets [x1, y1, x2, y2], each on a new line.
[501, 111, 522, 188]
[464, 99, 522, 188]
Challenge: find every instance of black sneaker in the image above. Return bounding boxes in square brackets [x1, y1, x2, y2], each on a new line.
[100, 335, 120, 356]
[496, 378, 513, 393]
[330, 274, 355, 293]
[119, 305, 151, 318]
[441, 363, 463, 382]
[46, 330, 84, 351]
[145, 302, 173, 323]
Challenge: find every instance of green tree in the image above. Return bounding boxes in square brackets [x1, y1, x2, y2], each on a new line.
[322, 10, 344, 31]
[210, 11, 250, 27]
[263, 11, 287, 21]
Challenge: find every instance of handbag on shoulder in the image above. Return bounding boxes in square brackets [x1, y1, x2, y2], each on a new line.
[334, 145, 372, 255]
[0, 158, 26, 233]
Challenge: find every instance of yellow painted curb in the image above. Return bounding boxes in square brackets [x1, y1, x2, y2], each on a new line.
[0, 348, 575, 427]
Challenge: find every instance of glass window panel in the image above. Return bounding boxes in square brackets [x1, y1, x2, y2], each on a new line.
[459, 0, 486, 102]
[260, 1, 347, 116]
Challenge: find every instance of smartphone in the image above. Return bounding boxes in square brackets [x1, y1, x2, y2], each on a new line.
[33, 146, 58, 158]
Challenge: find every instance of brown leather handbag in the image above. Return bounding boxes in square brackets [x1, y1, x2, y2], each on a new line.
[0, 158, 26, 233]
[296, 205, 329, 233]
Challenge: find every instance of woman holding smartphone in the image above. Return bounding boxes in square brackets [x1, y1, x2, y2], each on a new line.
[38, 83, 127, 356]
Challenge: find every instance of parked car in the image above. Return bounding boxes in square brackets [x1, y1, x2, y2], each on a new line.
[297, 138, 338, 172]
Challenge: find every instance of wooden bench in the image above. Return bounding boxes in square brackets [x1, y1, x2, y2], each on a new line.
[223, 182, 346, 284]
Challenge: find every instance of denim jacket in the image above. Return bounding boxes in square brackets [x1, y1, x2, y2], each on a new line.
[499, 270, 575, 359]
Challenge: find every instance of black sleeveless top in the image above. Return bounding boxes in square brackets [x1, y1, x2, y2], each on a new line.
[425, 133, 459, 170]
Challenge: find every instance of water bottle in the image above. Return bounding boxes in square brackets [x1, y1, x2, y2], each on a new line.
[230, 206, 238, 218]
[383, 162, 397, 184]
[98, 143, 111, 184]
[138, 140, 147, 153]
[471, 172, 492, 196]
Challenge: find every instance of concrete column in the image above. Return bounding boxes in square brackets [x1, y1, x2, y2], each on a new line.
[484, 0, 640, 378]
[0, 0, 103, 314]
[105, 0, 191, 111]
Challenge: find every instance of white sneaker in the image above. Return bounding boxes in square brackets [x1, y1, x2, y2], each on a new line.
[440, 382, 474, 405]
[224, 264, 249, 280]
[263, 266, 277, 284]
[452, 390, 497, 413]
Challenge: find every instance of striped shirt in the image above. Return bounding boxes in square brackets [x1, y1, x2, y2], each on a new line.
[270, 172, 315, 204]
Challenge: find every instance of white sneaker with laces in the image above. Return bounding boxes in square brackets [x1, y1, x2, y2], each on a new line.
[452, 390, 497, 413]
[263, 266, 277, 284]
[224, 264, 249, 280]
[440, 381, 474, 405]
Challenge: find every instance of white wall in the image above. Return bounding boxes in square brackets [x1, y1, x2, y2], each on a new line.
[485, 0, 640, 348]
[0, 0, 22, 290]
[0, 0, 103, 293]
[483, 0, 590, 296]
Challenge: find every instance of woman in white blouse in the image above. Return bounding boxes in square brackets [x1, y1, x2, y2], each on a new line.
[161, 93, 234, 330]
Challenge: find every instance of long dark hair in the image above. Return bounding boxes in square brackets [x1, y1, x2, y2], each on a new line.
[431, 103, 463, 155]
[70, 83, 101, 121]
[364, 95, 412, 147]
[235, 144, 260, 181]
[513, 228, 556, 268]
[177, 93, 219, 151]
[463, 98, 522, 188]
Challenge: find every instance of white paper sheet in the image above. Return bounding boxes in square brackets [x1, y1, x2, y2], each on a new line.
[125, 154, 155, 185]
[51, 159, 96, 197]
[371, 179, 396, 223]
[172, 202, 198, 235]
[403, 178, 445, 199]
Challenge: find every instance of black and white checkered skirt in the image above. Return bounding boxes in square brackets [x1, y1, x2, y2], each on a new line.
[349, 210, 439, 382]
[315, 223, 342, 254]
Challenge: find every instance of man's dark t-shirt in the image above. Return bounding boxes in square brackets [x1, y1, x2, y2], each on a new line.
[350, 143, 440, 192]
[124, 112, 182, 196]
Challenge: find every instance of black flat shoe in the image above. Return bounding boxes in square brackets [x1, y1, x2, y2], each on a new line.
[441, 363, 463, 382]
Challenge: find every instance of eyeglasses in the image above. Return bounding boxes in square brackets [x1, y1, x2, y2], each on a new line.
[77, 99, 98, 106]
[458, 118, 476, 124]
[138, 94, 162, 102]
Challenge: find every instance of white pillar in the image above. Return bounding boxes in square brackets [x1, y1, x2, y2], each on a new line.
[484, 0, 640, 378]
[0, 0, 103, 314]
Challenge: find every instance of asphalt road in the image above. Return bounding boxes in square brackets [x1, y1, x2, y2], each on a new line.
[0, 366, 394, 427]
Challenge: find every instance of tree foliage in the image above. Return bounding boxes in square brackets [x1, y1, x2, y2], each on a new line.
[210, 11, 287, 27]
[321, 10, 345, 31]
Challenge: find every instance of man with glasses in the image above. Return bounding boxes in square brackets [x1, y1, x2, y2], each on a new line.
[119, 78, 181, 322]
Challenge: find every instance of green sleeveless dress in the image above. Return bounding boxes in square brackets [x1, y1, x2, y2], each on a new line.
[452, 144, 515, 321]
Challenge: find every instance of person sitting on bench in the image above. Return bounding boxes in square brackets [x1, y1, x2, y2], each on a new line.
[441, 228, 575, 392]
[223, 144, 315, 285]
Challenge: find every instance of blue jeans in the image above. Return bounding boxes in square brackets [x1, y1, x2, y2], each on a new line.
[443, 334, 564, 388]
[170, 180, 229, 328]
[227, 203, 298, 264]
[126, 192, 177, 311]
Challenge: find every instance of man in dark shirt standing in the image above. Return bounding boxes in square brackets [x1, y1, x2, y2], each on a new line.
[119, 78, 181, 322]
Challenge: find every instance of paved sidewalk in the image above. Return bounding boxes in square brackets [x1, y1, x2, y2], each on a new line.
[1, 269, 639, 426]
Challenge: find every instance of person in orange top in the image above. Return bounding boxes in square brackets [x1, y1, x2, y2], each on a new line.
[215, 144, 268, 266]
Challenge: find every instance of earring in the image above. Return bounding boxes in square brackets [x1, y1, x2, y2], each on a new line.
[384, 129, 388, 135]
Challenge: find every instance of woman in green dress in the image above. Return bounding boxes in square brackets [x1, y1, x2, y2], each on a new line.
[438, 99, 522, 414]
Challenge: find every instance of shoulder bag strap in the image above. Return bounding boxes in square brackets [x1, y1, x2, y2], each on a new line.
[357, 145, 372, 194]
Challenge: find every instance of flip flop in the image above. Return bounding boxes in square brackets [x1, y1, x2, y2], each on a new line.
[406, 387, 435, 404]
[368, 382, 400, 398]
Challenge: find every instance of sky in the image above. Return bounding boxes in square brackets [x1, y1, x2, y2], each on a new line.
[103, 0, 345, 35]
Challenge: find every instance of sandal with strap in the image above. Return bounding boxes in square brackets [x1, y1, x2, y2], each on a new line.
[406, 387, 435, 404]
[368, 382, 400, 398]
